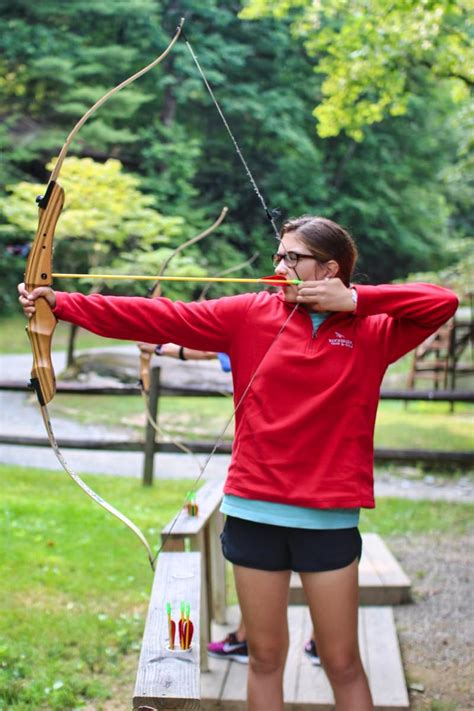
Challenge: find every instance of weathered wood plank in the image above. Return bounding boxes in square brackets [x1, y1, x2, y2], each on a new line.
[133, 552, 200, 710]
[161, 481, 224, 538]
[283, 604, 305, 703]
[363, 607, 410, 710]
[219, 653, 247, 708]
[2, 431, 471, 466]
[363, 533, 411, 591]
[200, 656, 230, 711]
[161, 480, 225, 674]
[2, 379, 473, 401]
[291, 607, 334, 710]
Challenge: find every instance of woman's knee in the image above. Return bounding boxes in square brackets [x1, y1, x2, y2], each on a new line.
[321, 650, 364, 686]
[248, 641, 288, 676]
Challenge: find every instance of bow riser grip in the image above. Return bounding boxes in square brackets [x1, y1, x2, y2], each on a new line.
[24, 180, 64, 406]
[25, 181, 65, 286]
[26, 298, 57, 405]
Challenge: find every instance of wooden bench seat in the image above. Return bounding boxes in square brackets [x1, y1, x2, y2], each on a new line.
[161, 480, 226, 671]
[133, 551, 201, 710]
[202, 605, 409, 710]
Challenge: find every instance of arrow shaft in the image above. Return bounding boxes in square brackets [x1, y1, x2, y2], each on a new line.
[51, 273, 300, 284]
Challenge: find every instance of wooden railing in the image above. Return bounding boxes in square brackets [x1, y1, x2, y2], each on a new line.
[132, 551, 201, 710]
[1, 371, 473, 473]
[161, 480, 226, 672]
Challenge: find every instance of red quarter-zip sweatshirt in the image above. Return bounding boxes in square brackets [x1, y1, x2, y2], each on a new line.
[54, 282, 458, 509]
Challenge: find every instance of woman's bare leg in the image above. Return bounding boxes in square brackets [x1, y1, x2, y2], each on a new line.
[300, 559, 373, 711]
[233, 565, 291, 711]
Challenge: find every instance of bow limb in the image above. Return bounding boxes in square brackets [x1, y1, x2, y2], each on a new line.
[25, 18, 186, 403]
[198, 251, 259, 301]
[156, 205, 228, 287]
[139, 206, 228, 393]
[50, 18, 185, 184]
[39, 406, 155, 568]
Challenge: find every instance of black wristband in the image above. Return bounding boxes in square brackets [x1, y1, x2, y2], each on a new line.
[178, 346, 186, 361]
[154, 345, 163, 356]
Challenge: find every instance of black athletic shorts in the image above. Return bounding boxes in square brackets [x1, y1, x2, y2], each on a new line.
[220, 515, 362, 573]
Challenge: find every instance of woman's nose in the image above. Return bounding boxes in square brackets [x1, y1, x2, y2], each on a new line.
[274, 259, 288, 275]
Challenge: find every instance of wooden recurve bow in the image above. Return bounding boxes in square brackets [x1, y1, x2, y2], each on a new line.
[24, 19, 185, 570]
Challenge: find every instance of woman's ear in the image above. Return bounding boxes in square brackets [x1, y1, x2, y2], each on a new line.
[325, 260, 340, 279]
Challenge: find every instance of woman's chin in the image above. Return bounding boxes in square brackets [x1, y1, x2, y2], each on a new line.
[282, 287, 298, 303]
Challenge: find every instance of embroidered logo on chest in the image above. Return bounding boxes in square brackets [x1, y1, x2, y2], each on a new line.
[328, 331, 354, 348]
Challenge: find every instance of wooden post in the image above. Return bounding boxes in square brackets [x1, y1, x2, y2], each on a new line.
[143, 366, 161, 486]
[190, 530, 210, 672]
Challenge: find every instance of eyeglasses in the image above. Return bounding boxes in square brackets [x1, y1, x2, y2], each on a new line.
[272, 251, 321, 269]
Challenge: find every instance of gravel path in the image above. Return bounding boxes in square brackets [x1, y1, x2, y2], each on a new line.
[391, 532, 474, 709]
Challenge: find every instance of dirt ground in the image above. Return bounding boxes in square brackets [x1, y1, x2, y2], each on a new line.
[391, 531, 474, 711]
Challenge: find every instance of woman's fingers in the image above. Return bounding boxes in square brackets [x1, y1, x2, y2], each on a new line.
[296, 278, 353, 311]
[17, 283, 56, 316]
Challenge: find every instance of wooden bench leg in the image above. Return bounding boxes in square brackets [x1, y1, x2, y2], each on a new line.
[207, 510, 227, 624]
[191, 530, 210, 672]
[160, 535, 186, 553]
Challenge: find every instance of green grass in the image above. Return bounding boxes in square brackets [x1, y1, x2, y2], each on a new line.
[0, 313, 127, 354]
[359, 497, 473, 536]
[47, 394, 473, 450]
[0, 464, 193, 710]
[1, 463, 472, 709]
[374, 400, 473, 451]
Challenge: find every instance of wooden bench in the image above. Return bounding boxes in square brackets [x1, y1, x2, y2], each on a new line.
[161, 480, 226, 671]
[133, 551, 201, 710]
[203, 605, 410, 710]
[289, 532, 411, 605]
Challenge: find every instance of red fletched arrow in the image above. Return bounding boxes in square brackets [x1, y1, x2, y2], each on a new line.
[260, 275, 301, 284]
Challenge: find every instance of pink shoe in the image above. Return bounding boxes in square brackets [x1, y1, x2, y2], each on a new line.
[208, 631, 248, 663]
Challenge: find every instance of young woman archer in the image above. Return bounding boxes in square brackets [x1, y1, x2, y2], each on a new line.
[19, 215, 458, 711]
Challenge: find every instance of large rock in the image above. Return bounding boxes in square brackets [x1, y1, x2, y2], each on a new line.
[61, 346, 233, 393]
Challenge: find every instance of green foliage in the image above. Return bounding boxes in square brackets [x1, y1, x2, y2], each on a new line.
[240, 0, 473, 140]
[441, 100, 474, 239]
[404, 237, 474, 301]
[0, 0, 471, 313]
[5, 156, 182, 244]
[1, 156, 192, 299]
